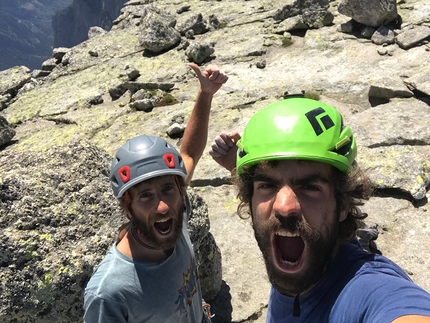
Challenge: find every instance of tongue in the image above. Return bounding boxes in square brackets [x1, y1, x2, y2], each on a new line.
[276, 235, 304, 262]
[154, 219, 172, 234]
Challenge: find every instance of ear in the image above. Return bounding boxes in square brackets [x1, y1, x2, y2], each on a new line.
[125, 208, 134, 221]
[249, 204, 254, 222]
[125, 190, 131, 203]
[339, 207, 348, 222]
[123, 191, 134, 220]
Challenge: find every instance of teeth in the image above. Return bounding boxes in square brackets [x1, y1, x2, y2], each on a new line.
[276, 229, 299, 237]
[156, 219, 169, 223]
[279, 258, 299, 266]
[154, 218, 172, 235]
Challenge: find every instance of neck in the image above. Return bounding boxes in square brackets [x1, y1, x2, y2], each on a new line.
[116, 226, 171, 263]
[130, 226, 157, 250]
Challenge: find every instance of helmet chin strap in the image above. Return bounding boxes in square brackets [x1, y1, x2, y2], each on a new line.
[129, 223, 157, 250]
[126, 203, 157, 250]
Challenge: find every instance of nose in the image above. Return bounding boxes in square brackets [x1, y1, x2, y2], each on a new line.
[273, 185, 301, 218]
[156, 199, 169, 214]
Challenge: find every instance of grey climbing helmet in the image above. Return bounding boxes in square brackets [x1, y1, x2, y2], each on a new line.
[110, 135, 187, 198]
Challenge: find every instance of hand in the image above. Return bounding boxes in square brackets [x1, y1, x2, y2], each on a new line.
[188, 63, 228, 95]
[209, 131, 241, 172]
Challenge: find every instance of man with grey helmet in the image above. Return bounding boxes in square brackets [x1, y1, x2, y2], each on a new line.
[84, 63, 228, 323]
[209, 95, 430, 322]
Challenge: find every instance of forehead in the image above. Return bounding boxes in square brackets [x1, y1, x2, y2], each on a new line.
[131, 175, 176, 190]
[254, 159, 333, 179]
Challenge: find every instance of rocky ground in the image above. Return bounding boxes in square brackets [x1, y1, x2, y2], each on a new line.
[0, 0, 429, 322]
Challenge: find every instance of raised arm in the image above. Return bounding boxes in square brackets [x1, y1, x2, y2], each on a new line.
[392, 315, 430, 323]
[180, 63, 228, 186]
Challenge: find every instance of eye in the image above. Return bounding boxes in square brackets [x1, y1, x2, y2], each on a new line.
[255, 181, 276, 190]
[139, 191, 152, 199]
[162, 184, 176, 193]
[162, 184, 180, 197]
[302, 184, 320, 191]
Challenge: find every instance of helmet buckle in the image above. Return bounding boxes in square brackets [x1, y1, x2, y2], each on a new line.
[335, 136, 351, 150]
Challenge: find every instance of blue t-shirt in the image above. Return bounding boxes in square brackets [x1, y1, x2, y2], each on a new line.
[267, 239, 430, 323]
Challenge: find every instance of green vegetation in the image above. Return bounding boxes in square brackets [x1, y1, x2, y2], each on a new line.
[282, 32, 293, 47]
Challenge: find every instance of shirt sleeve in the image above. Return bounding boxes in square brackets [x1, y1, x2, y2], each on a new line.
[365, 278, 430, 323]
[332, 269, 430, 323]
[84, 292, 128, 323]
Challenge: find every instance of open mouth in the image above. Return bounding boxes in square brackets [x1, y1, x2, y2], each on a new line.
[154, 218, 173, 235]
[274, 229, 305, 270]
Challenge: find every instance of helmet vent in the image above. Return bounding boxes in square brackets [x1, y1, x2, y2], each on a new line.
[118, 166, 131, 183]
[163, 153, 176, 168]
[283, 91, 305, 99]
[332, 135, 353, 156]
[305, 108, 335, 136]
[178, 155, 184, 166]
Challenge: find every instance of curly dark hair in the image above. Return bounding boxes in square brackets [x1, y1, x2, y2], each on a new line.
[233, 160, 373, 243]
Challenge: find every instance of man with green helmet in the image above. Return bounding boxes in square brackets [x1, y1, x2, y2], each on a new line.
[210, 95, 430, 322]
[84, 63, 228, 323]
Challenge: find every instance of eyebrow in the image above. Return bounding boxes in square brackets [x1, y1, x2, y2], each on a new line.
[253, 172, 330, 186]
[132, 178, 177, 192]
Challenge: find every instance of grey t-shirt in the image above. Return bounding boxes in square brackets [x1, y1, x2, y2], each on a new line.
[84, 204, 207, 322]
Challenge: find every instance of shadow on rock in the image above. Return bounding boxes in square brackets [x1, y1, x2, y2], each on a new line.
[208, 280, 233, 323]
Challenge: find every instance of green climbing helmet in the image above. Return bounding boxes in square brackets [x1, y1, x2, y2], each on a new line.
[236, 97, 357, 174]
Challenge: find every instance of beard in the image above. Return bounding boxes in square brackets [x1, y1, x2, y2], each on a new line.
[253, 212, 340, 296]
[132, 199, 185, 251]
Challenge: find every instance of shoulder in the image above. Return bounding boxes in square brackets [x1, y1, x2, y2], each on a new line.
[85, 245, 135, 295]
[336, 240, 408, 278]
[338, 241, 424, 296]
[331, 242, 430, 322]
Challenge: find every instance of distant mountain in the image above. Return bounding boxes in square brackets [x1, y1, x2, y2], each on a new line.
[0, 0, 126, 72]
[53, 0, 127, 49]
[0, 0, 73, 71]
